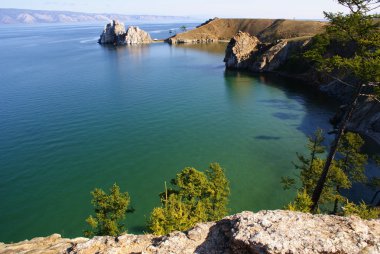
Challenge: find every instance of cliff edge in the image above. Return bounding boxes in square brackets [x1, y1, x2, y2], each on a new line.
[1, 210, 379, 254]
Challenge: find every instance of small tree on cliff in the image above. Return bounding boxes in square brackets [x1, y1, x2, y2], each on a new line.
[84, 183, 133, 237]
[180, 25, 187, 32]
[304, 0, 380, 211]
[148, 163, 230, 235]
[343, 200, 380, 219]
[333, 132, 368, 213]
[283, 129, 350, 212]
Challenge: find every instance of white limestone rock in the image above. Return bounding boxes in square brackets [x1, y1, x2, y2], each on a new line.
[124, 26, 152, 44]
[98, 21, 152, 45]
[98, 20, 127, 45]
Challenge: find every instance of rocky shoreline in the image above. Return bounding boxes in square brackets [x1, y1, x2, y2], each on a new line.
[1, 210, 379, 254]
[222, 31, 380, 147]
[96, 19, 380, 147]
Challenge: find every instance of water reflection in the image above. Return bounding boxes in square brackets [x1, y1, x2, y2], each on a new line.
[172, 42, 228, 55]
[100, 44, 150, 62]
[224, 70, 256, 103]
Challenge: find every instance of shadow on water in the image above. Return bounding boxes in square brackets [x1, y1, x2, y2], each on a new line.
[224, 69, 380, 204]
[224, 69, 339, 137]
[255, 135, 282, 140]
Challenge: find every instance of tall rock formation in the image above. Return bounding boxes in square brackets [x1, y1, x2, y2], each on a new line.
[224, 31, 306, 72]
[1, 210, 379, 253]
[224, 31, 260, 69]
[98, 20, 126, 45]
[98, 20, 152, 45]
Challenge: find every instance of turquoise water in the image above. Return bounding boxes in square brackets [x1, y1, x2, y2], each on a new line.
[0, 23, 338, 242]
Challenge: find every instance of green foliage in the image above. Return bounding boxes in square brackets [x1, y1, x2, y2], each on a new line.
[368, 154, 380, 195]
[302, 157, 349, 207]
[284, 129, 369, 213]
[308, 12, 379, 76]
[278, 50, 310, 74]
[336, 132, 368, 183]
[343, 200, 380, 219]
[180, 25, 187, 32]
[148, 163, 230, 235]
[305, 0, 379, 212]
[149, 195, 195, 235]
[336, 0, 379, 13]
[84, 183, 132, 237]
[287, 129, 327, 195]
[284, 129, 344, 212]
[206, 163, 230, 220]
[286, 189, 313, 213]
[281, 176, 296, 190]
[304, 0, 379, 95]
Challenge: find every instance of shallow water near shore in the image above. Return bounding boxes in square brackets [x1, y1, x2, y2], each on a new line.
[0, 23, 343, 242]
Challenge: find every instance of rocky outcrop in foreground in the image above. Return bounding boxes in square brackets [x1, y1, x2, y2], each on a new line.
[1, 210, 379, 254]
[98, 20, 152, 45]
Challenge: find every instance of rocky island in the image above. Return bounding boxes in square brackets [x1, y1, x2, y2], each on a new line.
[98, 20, 152, 45]
[1, 210, 379, 253]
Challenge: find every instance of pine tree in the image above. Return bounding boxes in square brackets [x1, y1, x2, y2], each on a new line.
[281, 129, 326, 193]
[343, 200, 380, 219]
[84, 183, 132, 237]
[283, 130, 357, 213]
[333, 132, 368, 213]
[148, 163, 230, 235]
[206, 163, 230, 221]
[286, 190, 313, 213]
[304, 0, 380, 211]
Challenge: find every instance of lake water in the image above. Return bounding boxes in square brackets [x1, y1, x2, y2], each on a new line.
[0, 23, 339, 242]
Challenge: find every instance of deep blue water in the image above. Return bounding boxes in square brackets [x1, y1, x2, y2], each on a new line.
[0, 22, 341, 242]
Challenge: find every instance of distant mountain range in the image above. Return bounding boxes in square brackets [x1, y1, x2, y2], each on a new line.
[0, 8, 192, 24]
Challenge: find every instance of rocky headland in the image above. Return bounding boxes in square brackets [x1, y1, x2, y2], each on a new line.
[223, 31, 309, 72]
[167, 18, 325, 44]
[1, 210, 379, 254]
[223, 31, 380, 147]
[98, 20, 152, 45]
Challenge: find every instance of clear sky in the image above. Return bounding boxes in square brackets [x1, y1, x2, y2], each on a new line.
[1, 0, 349, 19]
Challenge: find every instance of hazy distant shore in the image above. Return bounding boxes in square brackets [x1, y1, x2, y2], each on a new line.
[0, 8, 192, 25]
